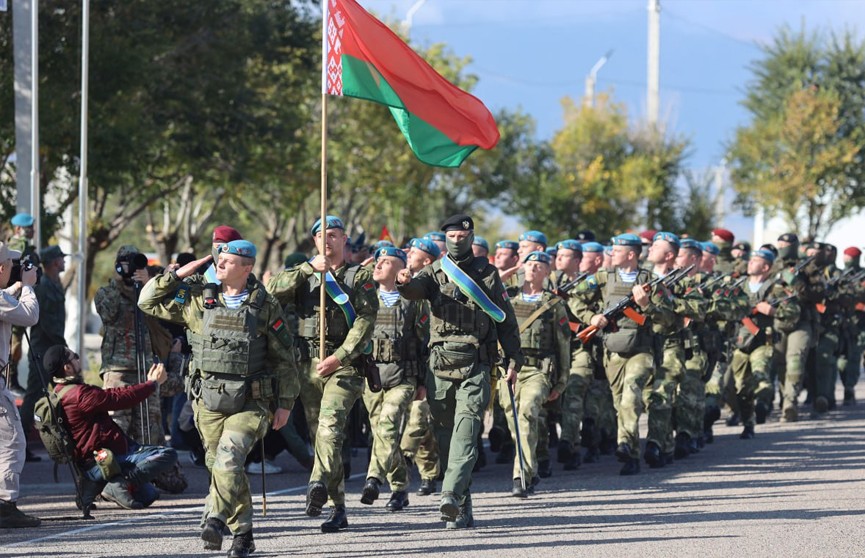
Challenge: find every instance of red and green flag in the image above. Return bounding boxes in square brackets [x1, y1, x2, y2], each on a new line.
[323, 0, 500, 168]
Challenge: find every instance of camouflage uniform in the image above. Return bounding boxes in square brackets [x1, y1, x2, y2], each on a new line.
[6, 234, 36, 391]
[362, 291, 429, 496]
[498, 288, 570, 484]
[839, 267, 865, 403]
[267, 262, 377, 507]
[570, 268, 676, 466]
[401, 400, 440, 483]
[730, 278, 800, 430]
[138, 270, 298, 536]
[95, 278, 163, 445]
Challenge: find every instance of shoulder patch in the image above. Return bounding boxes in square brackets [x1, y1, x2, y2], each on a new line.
[362, 282, 375, 292]
[586, 275, 599, 290]
[558, 316, 568, 326]
[272, 318, 285, 332]
[419, 313, 429, 325]
[174, 285, 188, 305]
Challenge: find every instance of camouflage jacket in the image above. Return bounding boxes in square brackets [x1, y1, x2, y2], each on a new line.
[94, 279, 154, 372]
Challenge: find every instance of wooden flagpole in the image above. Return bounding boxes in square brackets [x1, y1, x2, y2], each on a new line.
[319, 3, 329, 362]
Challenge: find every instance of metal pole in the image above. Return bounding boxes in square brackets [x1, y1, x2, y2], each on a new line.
[320, 2, 329, 363]
[30, 0, 41, 252]
[77, 0, 90, 359]
[647, 0, 660, 127]
[584, 50, 613, 108]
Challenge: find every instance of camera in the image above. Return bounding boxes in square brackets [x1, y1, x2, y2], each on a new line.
[9, 254, 41, 286]
[115, 252, 149, 280]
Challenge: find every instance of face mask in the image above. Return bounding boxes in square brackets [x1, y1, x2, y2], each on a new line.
[446, 232, 474, 260]
[845, 258, 858, 270]
[777, 244, 798, 261]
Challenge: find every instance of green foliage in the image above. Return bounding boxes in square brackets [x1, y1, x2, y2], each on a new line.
[729, 25, 865, 238]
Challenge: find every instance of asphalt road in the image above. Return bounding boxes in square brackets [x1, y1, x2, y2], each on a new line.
[5, 384, 865, 558]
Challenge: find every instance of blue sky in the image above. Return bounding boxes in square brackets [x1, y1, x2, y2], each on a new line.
[362, 0, 863, 169]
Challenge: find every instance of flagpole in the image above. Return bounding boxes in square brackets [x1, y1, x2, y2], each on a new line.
[319, 2, 329, 362]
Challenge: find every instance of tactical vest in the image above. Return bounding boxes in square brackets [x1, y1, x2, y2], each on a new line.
[429, 263, 492, 347]
[296, 265, 360, 346]
[372, 295, 422, 364]
[188, 288, 268, 377]
[511, 294, 555, 356]
[602, 268, 652, 354]
[745, 280, 775, 331]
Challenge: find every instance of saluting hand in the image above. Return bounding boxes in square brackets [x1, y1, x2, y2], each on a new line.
[176, 254, 213, 279]
[499, 265, 520, 282]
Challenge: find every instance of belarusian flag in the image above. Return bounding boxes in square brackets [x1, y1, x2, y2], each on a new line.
[323, 0, 499, 168]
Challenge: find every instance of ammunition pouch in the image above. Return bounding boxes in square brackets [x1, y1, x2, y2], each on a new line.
[430, 342, 478, 381]
[603, 327, 651, 355]
[198, 372, 274, 414]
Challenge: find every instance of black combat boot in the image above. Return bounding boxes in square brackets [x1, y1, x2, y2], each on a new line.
[674, 433, 692, 460]
[360, 478, 381, 505]
[740, 425, 755, 439]
[511, 478, 527, 499]
[417, 478, 436, 496]
[615, 443, 632, 463]
[305, 481, 328, 517]
[385, 491, 409, 512]
[643, 441, 663, 469]
[320, 505, 348, 533]
[755, 400, 769, 424]
[537, 459, 552, 478]
[557, 440, 573, 464]
[619, 458, 640, 476]
[227, 531, 255, 558]
[201, 517, 226, 551]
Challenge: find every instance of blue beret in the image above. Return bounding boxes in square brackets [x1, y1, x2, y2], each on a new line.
[310, 215, 345, 236]
[495, 240, 519, 251]
[473, 236, 489, 250]
[375, 246, 407, 265]
[581, 242, 604, 253]
[680, 238, 703, 251]
[424, 232, 445, 242]
[556, 239, 582, 253]
[11, 213, 33, 227]
[524, 250, 552, 265]
[409, 237, 440, 258]
[545, 246, 558, 257]
[519, 230, 548, 247]
[221, 239, 257, 258]
[373, 240, 394, 250]
[612, 233, 642, 247]
[752, 249, 776, 264]
[653, 231, 681, 248]
[701, 241, 720, 255]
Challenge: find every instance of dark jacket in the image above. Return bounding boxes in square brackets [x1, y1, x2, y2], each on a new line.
[56, 380, 157, 463]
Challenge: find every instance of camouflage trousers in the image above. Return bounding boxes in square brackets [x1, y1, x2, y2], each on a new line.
[605, 350, 654, 459]
[299, 358, 363, 507]
[729, 344, 773, 427]
[775, 324, 812, 412]
[103, 370, 165, 445]
[362, 378, 417, 492]
[194, 399, 270, 535]
[427, 362, 490, 503]
[559, 346, 594, 452]
[400, 399, 440, 482]
[647, 343, 685, 454]
[498, 366, 550, 479]
[681, 348, 708, 440]
[586, 374, 616, 442]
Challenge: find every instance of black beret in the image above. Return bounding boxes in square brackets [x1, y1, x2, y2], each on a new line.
[440, 214, 474, 232]
[777, 232, 799, 244]
[575, 230, 596, 242]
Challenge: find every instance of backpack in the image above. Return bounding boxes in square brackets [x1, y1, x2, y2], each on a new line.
[33, 384, 78, 465]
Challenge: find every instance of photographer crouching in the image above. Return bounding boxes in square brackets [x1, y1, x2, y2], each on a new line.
[41, 345, 178, 510]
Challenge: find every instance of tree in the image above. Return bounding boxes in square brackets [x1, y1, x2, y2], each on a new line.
[728, 25, 865, 238]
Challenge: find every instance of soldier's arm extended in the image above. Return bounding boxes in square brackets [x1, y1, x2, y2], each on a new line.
[333, 266, 379, 365]
[488, 268, 524, 372]
[137, 272, 190, 324]
[772, 284, 801, 328]
[262, 299, 300, 411]
[266, 262, 313, 305]
[552, 300, 571, 395]
[396, 265, 439, 301]
[675, 280, 708, 322]
[644, 283, 677, 328]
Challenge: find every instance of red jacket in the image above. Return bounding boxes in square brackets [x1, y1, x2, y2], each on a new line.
[56, 380, 158, 464]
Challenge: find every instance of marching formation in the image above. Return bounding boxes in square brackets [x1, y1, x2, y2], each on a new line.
[5, 211, 862, 558]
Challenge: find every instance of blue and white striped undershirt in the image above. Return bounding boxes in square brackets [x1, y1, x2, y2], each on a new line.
[223, 290, 249, 309]
[617, 269, 638, 283]
[379, 289, 401, 308]
[520, 292, 542, 303]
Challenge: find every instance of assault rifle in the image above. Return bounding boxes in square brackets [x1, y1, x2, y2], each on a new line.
[576, 264, 694, 344]
[791, 255, 816, 276]
[740, 291, 797, 335]
[815, 268, 865, 314]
